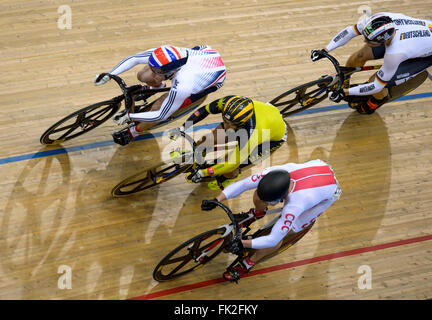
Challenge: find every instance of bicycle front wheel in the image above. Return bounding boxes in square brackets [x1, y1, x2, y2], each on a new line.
[111, 157, 193, 197]
[40, 100, 121, 145]
[269, 77, 332, 117]
[153, 227, 231, 282]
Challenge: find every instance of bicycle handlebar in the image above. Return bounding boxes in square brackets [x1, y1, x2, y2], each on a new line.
[202, 199, 239, 235]
[319, 51, 344, 92]
[99, 73, 136, 110]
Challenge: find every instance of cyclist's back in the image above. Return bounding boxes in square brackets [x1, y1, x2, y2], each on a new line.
[251, 100, 286, 142]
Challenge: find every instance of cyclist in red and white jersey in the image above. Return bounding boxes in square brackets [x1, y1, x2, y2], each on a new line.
[311, 12, 432, 114]
[94, 45, 226, 145]
[202, 159, 341, 282]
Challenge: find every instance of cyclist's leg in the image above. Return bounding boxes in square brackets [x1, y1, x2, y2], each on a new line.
[386, 55, 432, 97]
[357, 55, 432, 114]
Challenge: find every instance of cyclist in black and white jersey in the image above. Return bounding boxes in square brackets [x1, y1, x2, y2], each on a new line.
[311, 12, 432, 114]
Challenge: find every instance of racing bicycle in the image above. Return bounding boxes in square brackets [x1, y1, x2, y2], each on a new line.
[39, 73, 205, 145]
[269, 51, 429, 116]
[153, 199, 313, 282]
[110, 129, 242, 196]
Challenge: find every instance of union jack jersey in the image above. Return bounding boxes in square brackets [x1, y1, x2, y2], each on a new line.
[108, 45, 226, 122]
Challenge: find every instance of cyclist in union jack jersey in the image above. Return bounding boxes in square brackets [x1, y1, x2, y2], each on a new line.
[94, 45, 226, 145]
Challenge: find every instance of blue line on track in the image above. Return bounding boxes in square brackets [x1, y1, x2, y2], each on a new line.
[1, 91, 431, 166]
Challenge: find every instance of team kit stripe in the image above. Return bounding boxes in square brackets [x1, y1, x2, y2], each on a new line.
[290, 166, 336, 193]
[134, 91, 177, 122]
[376, 74, 388, 86]
[353, 24, 361, 35]
[292, 174, 336, 193]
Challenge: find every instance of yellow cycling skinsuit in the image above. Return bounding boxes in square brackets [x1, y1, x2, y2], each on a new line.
[182, 95, 287, 177]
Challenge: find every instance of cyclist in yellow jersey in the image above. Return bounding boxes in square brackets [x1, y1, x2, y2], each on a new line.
[171, 95, 287, 190]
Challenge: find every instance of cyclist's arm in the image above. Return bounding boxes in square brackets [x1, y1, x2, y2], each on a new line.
[182, 99, 223, 130]
[129, 84, 191, 122]
[348, 53, 405, 96]
[325, 25, 362, 52]
[249, 205, 303, 249]
[221, 172, 262, 199]
[109, 49, 155, 75]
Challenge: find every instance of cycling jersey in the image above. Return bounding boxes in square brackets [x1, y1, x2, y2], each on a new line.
[222, 160, 341, 249]
[183, 96, 287, 177]
[325, 12, 432, 95]
[108, 45, 226, 122]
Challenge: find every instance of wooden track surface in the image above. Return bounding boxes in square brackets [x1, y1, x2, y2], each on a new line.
[1, 0, 432, 300]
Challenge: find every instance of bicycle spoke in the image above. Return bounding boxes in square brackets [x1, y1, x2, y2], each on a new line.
[168, 256, 194, 276]
[164, 253, 193, 265]
[56, 122, 84, 140]
[49, 121, 81, 135]
[85, 105, 116, 124]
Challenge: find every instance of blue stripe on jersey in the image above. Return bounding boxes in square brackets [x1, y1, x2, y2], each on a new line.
[135, 90, 177, 122]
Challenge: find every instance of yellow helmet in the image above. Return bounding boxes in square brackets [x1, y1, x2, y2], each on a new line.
[222, 96, 254, 127]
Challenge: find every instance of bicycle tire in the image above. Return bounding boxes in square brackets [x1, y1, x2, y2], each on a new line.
[269, 77, 332, 117]
[111, 156, 193, 197]
[40, 99, 121, 145]
[153, 227, 231, 281]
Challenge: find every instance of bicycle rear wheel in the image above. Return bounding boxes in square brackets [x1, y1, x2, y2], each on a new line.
[269, 77, 332, 117]
[111, 155, 193, 197]
[40, 100, 121, 145]
[153, 227, 231, 281]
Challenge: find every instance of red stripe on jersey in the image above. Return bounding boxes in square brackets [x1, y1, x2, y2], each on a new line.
[290, 166, 336, 193]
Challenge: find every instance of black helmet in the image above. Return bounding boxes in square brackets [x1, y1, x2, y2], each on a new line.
[257, 170, 291, 203]
[362, 14, 395, 44]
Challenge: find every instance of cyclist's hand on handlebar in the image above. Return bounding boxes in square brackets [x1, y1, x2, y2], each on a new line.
[169, 126, 185, 140]
[329, 89, 345, 103]
[225, 236, 244, 255]
[310, 49, 327, 62]
[201, 199, 218, 211]
[186, 170, 204, 183]
[112, 109, 131, 125]
[94, 73, 111, 86]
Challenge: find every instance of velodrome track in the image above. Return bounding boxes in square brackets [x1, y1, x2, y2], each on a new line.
[1, 0, 431, 300]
